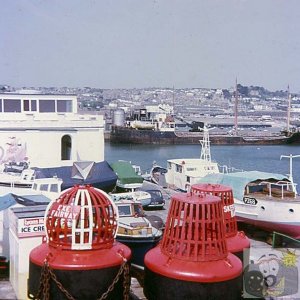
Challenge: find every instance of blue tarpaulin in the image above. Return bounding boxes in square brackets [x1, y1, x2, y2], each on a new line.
[0, 193, 51, 211]
[33, 161, 117, 192]
[0, 194, 17, 211]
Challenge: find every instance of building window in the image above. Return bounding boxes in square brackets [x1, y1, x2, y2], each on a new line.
[4, 99, 21, 112]
[0, 99, 2, 112]
[57, 100, 72, 112]
[23, 100, 30, 111]
[39, 100, 55, 112]
[61, 135, 72, 160]
[31, 100, 37, 111]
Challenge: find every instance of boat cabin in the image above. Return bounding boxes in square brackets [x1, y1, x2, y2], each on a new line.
[166, 158, 219, 191]
[116, 201, 144, 217]
[115, 200, 155, 237]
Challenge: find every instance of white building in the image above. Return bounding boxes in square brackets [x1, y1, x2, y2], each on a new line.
[0, 93, 104, 168]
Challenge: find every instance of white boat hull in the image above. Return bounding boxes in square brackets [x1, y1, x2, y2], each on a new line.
[235, 198, 300, 238]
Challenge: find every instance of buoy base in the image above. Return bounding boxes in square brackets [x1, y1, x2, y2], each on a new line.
[28, 262, 127, 300]
[144, 247, 242, 282]
[227, 231, 250, 262]
[144, 268, 243, 300]
[28, 242, 131, 300]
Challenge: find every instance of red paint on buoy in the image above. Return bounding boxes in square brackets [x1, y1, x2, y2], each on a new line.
[144, 192, 242, 300]
[191, 183, 250, 258]
[28, 185, 131, 300]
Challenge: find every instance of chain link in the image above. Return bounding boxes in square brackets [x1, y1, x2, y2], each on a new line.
[48, 268, 76, 300]
[98, 260, 130, 300]
[34, 257, 131, 300]
[35, 261, 50, 300]
[123, 263, 130, 300]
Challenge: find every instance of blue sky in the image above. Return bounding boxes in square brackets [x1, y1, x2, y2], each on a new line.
[1, 0, 300, 91]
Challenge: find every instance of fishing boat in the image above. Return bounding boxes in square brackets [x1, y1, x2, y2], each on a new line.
[165, 126, 221, 192]
[198, 157, 300, 239]
[114, 199, 163, 267]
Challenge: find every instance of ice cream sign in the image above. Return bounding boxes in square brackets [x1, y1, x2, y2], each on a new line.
[18, 217, 45, 237]
[17, 205, 81, 238]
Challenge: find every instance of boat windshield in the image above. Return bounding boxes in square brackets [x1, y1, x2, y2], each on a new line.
[118, 205, 132, 216]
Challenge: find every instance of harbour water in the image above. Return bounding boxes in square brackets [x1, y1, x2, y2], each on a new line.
[105, 142, 300, 187]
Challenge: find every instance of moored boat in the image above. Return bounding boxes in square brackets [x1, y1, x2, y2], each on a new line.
[111, 125, 300, 145]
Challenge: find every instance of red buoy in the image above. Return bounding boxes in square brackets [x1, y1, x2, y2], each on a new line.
[144, 192, 242, 300]
[28, 185, 131, 300]
[191, 183, 250, 260]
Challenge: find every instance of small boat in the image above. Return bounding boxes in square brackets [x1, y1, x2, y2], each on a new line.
[0, 168, 63, 200]
[0, 169, 36, 191]
[110, 190, 152, 207]
[198, 169, 300, 239]
[110, 160, 144, 191]
[150, 164, 168, 188]
[114, 199, 163, 267]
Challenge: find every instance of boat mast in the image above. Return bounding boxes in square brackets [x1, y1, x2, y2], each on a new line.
[234, 78, 238, 135]
[280, 154, 300, 194]
[200, 125, 212, 163]
[287, 85, 291, 133]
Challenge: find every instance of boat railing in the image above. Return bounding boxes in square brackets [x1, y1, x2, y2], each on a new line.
[218, 164, 243, 174]
[260, 181, 296, 199]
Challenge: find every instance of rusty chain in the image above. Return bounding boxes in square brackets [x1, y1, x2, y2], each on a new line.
[122, 263, 130, 300]
[48, 268, 76, 300]
[34, 257, 130, 300]
[98, 259, 130, 300]
[35, 260, 50, 300]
